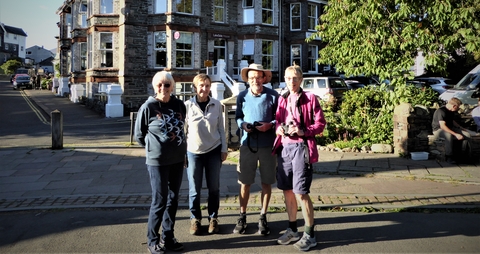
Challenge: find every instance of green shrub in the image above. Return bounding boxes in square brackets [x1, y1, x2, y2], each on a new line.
[319, 81, 440, 149]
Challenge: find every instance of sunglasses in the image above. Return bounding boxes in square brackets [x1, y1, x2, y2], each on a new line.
[157, 83, 171, 88]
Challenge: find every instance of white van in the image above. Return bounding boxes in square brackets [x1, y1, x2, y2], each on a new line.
[439, 64, 480, 106]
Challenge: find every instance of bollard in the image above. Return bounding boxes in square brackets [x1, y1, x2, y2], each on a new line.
[51, 109, 63, 149]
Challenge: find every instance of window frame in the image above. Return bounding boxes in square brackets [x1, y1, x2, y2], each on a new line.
[154, 31, 167, 68]
[176, 0, 193, 14]
[291, 44, 301, 66]
[262, 0, 274, 25]
[100, 0, 113, 14]
[175, 32, 193, 69]
[261, 40, 274, 70]
[290, 3, 301, 30]
[214, 0, 225, 23]
[307, 45, 318, 73]
[154, 0, 167, 13]
[308, 3, 318, 31]
[243, 0, 253, 8]
[99, 32, 113, 68]
[80, 42, 87, 70]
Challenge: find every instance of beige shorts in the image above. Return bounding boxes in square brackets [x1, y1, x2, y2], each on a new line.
[237, 146, 277, 185]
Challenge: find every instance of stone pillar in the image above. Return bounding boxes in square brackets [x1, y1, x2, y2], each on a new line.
[105, 84, 124, 118]
[231, 82, 246, 96]
[211, 82, 225, 100]
[70, 84, 86, 103]
[57, 77, 70, 97]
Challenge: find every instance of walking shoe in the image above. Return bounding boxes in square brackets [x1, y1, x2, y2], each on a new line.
[258, 215, 270, 235]
[190, 219, 201, 235]
[233, 216, 247, 234]
[293, 232, 317, 251]
[163, 238, 184, 251]
[208, 218, 220, 234]
[147, 244, 165, 254]
[277, 228, 300, 245]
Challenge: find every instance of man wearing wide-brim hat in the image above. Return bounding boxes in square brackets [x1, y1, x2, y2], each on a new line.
[233, 63, 279, 235]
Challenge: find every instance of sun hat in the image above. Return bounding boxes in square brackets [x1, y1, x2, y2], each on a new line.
[240, 63, 272, 84]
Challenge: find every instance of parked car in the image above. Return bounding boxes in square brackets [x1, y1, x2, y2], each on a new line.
[412, 77, 452, 94]
[12, 74, 32, 90]
[276, 76, 349, 104]
[301, 76, 349, 103]
[439, 64, 480, 106]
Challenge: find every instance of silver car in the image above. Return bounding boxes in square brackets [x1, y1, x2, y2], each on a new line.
[412, 77, 452, 94]
[439, 65, 480, 106]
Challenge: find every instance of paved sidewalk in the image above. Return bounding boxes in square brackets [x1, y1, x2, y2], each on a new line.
[0, 88, 479, 212]
[1, 147, 479, 212]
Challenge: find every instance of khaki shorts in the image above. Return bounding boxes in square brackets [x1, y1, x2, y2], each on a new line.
[237, 146, 277, 185]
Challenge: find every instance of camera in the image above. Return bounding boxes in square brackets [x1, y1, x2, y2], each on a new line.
[246, 121, 262, 130]
[281, 121, 295, 136]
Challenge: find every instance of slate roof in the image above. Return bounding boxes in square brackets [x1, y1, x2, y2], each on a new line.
[3, 25, 27, 37]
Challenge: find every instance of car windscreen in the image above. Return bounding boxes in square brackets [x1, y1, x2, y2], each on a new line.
[17, 76, 30, 80]
[454, 73, 479, 90]
[330, 79, 347, 88]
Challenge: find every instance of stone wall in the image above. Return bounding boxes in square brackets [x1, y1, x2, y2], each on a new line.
[393, 103, 434, 156]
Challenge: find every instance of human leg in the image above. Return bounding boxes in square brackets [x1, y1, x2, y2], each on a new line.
[277, 144, 300, 245]
[233, 146, 257, 234]
[146, 165, 169, 247]
[257, 147, 276, 235]
[205, 145, 222, 233]
[186, 151, 204, 221]
[161, 162, 184, 250]
[205, 145, 222, 219]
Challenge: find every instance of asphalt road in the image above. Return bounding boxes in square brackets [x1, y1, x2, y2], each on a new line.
[0, 81, 132, 148]
[0, 208, 478, 253]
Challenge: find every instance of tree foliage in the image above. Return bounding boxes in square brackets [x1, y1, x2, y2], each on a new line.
[0, 59, 22, 75]
[311, 0, 480, 84]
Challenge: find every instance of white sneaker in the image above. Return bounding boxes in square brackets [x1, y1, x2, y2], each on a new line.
[277, 228, 300, 245]
[293, 232, 317, 251]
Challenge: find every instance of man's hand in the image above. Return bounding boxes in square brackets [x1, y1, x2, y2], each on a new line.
[455, 133, 464, 140]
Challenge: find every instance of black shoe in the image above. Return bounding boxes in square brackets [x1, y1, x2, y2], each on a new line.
[147, 244, 165, 254]
[258, 215, 270, 235]
[163, 238, 184, 251]
[446, 157, 457, 164]
[233, 216, 247, 234]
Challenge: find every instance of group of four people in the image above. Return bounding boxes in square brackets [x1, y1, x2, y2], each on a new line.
[134, 63, 326, 254]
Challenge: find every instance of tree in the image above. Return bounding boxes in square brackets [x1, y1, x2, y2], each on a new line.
[0, 59, 22, 75]
[311, 0, 480, 85]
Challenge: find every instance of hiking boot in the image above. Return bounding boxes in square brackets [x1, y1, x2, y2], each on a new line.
[189, 219, 201, 235]
[163, 238, 184, 251]
[147, 244, 165, 254]
[293, 232, 317, 251]
[208, 218, 220, 234]
[258, 215, 270, 235]
[277, 228, 300, 245]
[233, 216, 247, 234]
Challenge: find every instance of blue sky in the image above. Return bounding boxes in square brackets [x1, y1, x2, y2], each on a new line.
[0, 0, 65, 50]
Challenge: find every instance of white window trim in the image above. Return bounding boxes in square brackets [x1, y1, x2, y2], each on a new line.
[307, 45, 318, 73]
[262, 0, 274, 26]
[154, 31, 167, 68]
[154, 0, 167, 14]
[308, 3, 318, 31]
[262, 40, 274, 70]
[175, 32, 193, 69]
[291, 44, 301, 66]
[176, 0, 193, 15]
[290, 3, 301, 31]
[214, 0, 225, 23]
[99, 32, 113, 67]
[243, 0, 253, 8]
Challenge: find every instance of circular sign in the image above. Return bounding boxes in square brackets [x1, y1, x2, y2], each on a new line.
[174, 31, 180, 40]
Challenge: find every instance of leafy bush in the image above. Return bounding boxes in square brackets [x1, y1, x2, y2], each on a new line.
[319, 81, 440, 148]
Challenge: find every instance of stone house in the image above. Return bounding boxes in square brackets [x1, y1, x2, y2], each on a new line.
[55, 0, 328, 115]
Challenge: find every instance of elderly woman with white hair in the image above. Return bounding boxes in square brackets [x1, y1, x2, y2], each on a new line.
[134, 71, 187, 254]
